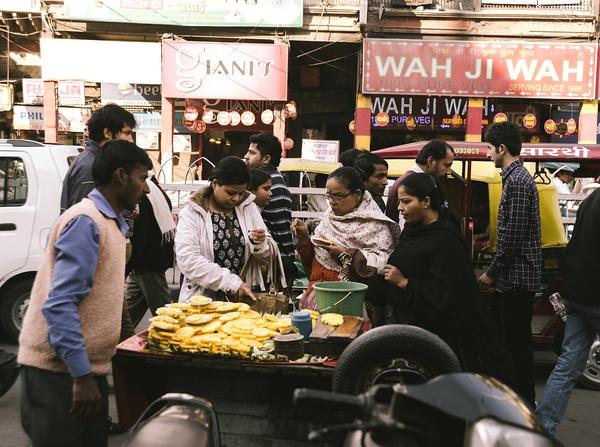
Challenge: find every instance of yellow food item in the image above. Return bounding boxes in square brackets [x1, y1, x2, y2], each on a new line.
[237, 303, 250, 312]
[189, 296, 213, 306]
[166, 302, 191, 312]
[175, 326, 197, 338]
[192, 333, 222, 345]
[150, 320, 180, 332]
[241, 310, 261, 319]
[150, 315, 178, 325]
[205, 300, 226, 310]
[263, 314, 279, 323]
[219, 311, 241, 322]
[321, 313, 344, 327]
[215, 302, 239, 313]
[252, 327, 271, 338]
[199, 320, 222, 333]
[156, 307, 183, 318]
[185, 314, 215, 325]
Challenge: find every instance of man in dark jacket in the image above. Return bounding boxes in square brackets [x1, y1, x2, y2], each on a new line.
[536, 188, 600, 436]
[126, 177, 175, 326]
[61, 104, 136, 212]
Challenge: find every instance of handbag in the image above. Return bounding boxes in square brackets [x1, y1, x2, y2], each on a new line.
[239, 238, 289, 315]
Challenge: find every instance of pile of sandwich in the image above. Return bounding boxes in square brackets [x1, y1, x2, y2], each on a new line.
[146, 295, 292, 359]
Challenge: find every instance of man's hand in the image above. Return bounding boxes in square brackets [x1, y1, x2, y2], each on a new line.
[478, 272, 494, 287]
[236, 282, 256, 302]
[383, 264, 408, 289]
[71, 374, 102, 421]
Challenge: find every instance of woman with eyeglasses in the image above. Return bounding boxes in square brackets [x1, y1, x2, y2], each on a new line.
[383, 173, 516, 385]
[292, 167, 400, 317]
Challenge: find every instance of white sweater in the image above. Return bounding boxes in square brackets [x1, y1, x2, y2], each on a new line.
[176, 187, 270, 303]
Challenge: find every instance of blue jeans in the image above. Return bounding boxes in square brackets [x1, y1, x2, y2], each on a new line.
[535, 300, 600, 436]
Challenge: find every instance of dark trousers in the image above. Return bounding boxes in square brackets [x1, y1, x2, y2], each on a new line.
[493, 288, 536, 407]
[21, 366, 109, 447]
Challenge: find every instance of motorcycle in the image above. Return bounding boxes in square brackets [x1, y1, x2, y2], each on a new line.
[122, 393, 220, 447]
[294, 373, 561, 447]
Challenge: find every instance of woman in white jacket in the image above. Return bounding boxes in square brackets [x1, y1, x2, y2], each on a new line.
[176, 156, 271, 303]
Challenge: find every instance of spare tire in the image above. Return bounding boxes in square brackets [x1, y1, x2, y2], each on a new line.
[332, 325, 462, 394]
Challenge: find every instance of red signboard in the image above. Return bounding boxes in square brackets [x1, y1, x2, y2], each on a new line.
[162, 41, 288, 101]
[362, 39, 597, 100]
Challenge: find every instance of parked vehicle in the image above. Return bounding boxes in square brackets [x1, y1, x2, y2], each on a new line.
[376, 141, 600, 390]
[291, 324, 557, 447]
[0, 139, 79, 341]
[123, 393, 220, 447]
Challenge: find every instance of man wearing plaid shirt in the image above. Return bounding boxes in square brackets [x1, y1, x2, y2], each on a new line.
[479, 121, 541, 407]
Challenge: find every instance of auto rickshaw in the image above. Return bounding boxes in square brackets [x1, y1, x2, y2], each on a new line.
[376, 141, 600, 389]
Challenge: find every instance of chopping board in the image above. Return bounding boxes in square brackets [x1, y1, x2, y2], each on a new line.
[309, 316, 364, 342]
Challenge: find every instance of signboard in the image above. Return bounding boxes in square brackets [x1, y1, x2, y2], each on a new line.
[162, 42, 288, 101]
[301, 139, 340, 163]
[22, 79, 43, 105]
[101, 82, 161, 106]
[58, 108, 91, 132]
[41, 39, 161, 84]
[136, 131, 159, 150]
[63, 0, 302, 28]
[363, 39, 597, 100]
[0, 0, 40, 12]
[0, 84, 13, 112]
[173, 134, 193, 153]
[58, 81, 85, 106]
[13, 105, 43, 130]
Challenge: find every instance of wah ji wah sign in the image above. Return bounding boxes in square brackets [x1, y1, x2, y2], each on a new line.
[362, 39, 597, 100]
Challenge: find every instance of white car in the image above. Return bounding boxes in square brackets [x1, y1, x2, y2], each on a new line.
[0, 140, 80, 341]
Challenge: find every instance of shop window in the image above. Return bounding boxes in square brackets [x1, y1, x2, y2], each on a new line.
[0, 158, 28, 207]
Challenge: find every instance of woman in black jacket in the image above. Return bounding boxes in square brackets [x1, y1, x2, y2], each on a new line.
[383, 173, 516, 386]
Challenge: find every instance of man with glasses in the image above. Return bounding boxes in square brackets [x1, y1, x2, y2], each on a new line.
[478, 121, 541, 408]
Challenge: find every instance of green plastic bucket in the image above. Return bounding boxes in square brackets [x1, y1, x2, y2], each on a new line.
[313, 281, 367, 316]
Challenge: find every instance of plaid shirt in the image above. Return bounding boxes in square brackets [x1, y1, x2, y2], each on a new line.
[487, 160, 541, 292]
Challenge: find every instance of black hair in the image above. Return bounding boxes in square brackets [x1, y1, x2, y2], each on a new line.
[248, 168, 272, 192]
[209, 156, 250, 186]
[415, 139, 455, 165]
[92, 140, 152, 187]
[339, 148, 363, 168]
[87, 103, 136, 143]
[485, 121, 522, 157]
[354, 152, 388, 181]
[399, 173, 445, 213]
[328, 167, 365, 195]
[248, 133, 283, 167]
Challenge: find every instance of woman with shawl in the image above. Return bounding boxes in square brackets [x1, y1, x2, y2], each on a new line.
[292, 167, 400, 323]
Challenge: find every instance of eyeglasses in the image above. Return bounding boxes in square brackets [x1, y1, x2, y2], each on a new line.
[325, 191, 353, 203]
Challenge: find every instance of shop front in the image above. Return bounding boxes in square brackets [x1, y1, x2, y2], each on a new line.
[356, 38, 598, 150]
[160, 40, 289, 182]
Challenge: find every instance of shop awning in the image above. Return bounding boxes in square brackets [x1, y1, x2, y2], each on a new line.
[374, 142, 600, 162]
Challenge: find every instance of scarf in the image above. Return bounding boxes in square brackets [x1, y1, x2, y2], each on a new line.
[314, 191, 400, 273]
[146, 179, 175, 243]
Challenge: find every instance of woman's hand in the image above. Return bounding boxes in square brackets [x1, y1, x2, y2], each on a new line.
[248, 228, 266, 245]
[383, 264, 408, 289]
[291, 218, 309, 240]
[323, 243, 347, 258]
[236, 282, 256, 302]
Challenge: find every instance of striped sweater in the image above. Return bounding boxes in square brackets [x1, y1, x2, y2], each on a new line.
[261, 166, 295, 262]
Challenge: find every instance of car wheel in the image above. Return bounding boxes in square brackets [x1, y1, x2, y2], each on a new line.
[578, 337, 600, 391]
[332, 325, 462, 394]
[0, 279, 33, 342]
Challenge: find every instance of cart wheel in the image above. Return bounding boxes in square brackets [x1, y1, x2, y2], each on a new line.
[332, 325, 462, 394]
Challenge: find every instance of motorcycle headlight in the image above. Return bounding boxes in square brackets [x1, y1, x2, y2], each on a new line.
[467, 418, 553, 447]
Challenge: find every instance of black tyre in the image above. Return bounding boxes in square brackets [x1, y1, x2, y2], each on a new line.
[0, 279, 34, 342]
[332, 325, 462, 394]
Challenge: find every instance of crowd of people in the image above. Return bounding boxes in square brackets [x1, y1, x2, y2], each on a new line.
[15, 103, 590, 445]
